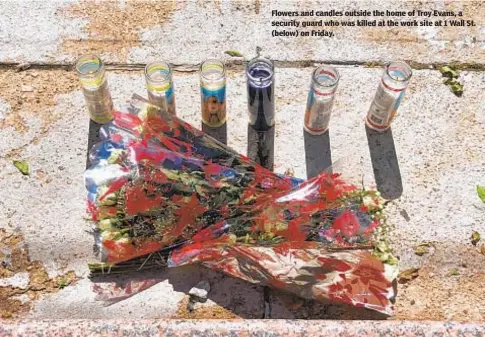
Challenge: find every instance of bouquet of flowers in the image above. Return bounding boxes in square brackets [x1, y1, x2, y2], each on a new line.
[85, 95, 398, 315]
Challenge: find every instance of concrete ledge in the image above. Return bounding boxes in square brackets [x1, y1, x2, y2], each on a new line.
[1, 320, 484, 337]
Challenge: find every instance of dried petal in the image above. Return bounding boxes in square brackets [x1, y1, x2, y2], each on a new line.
[439, 65, 458, 78]
[398, 268, 419, 284]
[414, 245, 429, 256]
[471, 231, 481, 246]
[450, 82, 464, 96]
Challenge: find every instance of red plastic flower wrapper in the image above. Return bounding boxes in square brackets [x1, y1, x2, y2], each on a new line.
[162, 173, 397, 315]
[100, 94, 297, 187]
[86, 139, 300, 263]
[87, 94, 398, 316]
[171, 242, 395, 315]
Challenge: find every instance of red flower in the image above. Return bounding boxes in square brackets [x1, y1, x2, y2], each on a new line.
[331, 210, 360, 237]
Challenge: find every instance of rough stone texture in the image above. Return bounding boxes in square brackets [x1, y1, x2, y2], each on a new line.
[1, 0, 485, 325]
[1, 320, 485, 337]
[1, 1, 485, 64]
[189, 280, 211, 301]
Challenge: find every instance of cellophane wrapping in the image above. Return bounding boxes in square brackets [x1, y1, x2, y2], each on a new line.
[86, 94, 398, 315]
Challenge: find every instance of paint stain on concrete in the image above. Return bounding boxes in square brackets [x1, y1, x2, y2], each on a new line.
[0, 69, 77, 135]
[393, 243, 485, 321]
[254, 0, 261, 14]
[59, 1, 177, 61]
[0, 229, 79, 319]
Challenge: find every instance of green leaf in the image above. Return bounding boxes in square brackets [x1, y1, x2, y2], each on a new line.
[225, 50, 244, 57]
[471, 231, 481, 246]
[448, 268, 460, 276]
[450, 82, 464, 96]
[13, 160, 29, 175]
[477, 185, 485, 203]
[439, 65, 458, 78]
[56, 278, 68, 289]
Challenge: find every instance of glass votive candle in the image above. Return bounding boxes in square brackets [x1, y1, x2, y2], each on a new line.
[144, 61, 176, 116]
[304, 65, 340, 135]
[200, 58, 226, 128]
[75, 54, 114, 124]
[366, 61, 412, 131]
[246, 56, 275, 132]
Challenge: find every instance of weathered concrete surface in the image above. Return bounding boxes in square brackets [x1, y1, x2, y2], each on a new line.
[1, 1, 485, 65]
[1, 320, 485, 337]
[1, 0, 485, 325]
[1, 66, 484, 320]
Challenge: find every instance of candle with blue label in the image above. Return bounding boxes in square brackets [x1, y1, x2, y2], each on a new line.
[144, 61, 176, 116]
[200, 59, 227, 144]
[246, 54, 275, 170]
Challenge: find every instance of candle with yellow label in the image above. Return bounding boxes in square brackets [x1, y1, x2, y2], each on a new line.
[75, 55, 114, 124]
[144, 61, 176, 116]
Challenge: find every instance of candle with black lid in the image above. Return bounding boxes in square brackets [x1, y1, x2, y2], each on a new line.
[246, 55, 275, 171]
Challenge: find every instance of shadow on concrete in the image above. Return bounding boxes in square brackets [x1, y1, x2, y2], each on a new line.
[85, 120, 102, 169]
[90, 263, 265, 319]
[365, 126, 403, 200]
[202, 122, 227, 145]
[90, 262, 389, 320]
[269, 289, 389, 320]
[247, 125, 275, 171]
[304, 129, 332, 179]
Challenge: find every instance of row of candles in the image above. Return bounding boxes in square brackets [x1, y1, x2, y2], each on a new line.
[75, 54, 412, 168]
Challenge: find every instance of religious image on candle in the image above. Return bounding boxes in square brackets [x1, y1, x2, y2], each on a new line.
[200, 59, 227, 128]
[201, 86, 226, 128]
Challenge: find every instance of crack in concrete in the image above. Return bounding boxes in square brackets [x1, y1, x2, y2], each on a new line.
[1, 60, 485, 72]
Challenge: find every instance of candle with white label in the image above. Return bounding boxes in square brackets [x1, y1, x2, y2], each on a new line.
[366, 61, 412, 131]
[304, 65, 340, 135]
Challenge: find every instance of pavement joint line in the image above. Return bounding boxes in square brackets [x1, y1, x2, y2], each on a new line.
[1, 60, 485, 72]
